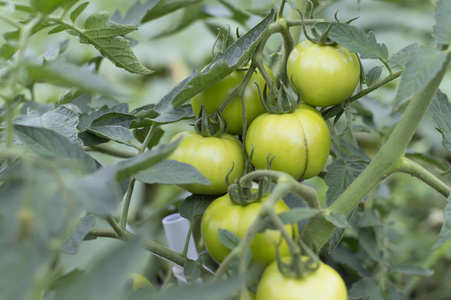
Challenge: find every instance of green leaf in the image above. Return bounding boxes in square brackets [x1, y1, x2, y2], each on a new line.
[14, 105, 82, 145]
[389, 43, 418, 68]
[357, 209, 383, 227]
[48, 25, 67, 35]
[217, 228, 240, 250]
[14, 125, 97, 173]
[79, 103, 129, 131]
[393, 47, 447, 107]
[153, 9, 274, 119]
[432, 194, 451, 249]
[30, 0, 65, 14]
[183, 259, 202, 283]
[432, 0, 451, 46]
[116, 141, 180, 180]
[75, 11, 153, 75]
[26, 61, 128, 96]
[325, 211, 349, 228]
[348, 278, 384, 300]
[179, 194, 217, 222]
[325, 155, 368, 206]
[365, 66, 382, 86]
[313, 22, 389, 60]
[358, 227, 383, 261]
[54, 238, 140, 300]
[88, 124, 134, 146]
[405, 149, 449, 171]
[429, 90, 451, 153]
[70, 2, 89, 23]
[0, 42, 16, 59]
[63, 215, 96, 255]
[135, 159, 210, 185]
[153, 4, 202, 39]
[142, 0, 202, 24]
[389, 264, 434, 276]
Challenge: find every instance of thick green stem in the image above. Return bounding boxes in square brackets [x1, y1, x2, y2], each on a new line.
[302, 54, 451, 251]
[397, 157, 450, 198]
[278, 18, 295, 86]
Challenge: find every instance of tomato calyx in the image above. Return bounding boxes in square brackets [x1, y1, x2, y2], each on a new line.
[227, 176, 272, 206]
[257, 83, 301, 114]
[194, 104, 228, 138]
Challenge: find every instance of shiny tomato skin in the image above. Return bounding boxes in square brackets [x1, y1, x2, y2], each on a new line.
[201, 193, 298, 266]
[245, 104, 330, 180]
[191, 66, 273, 135]
[167, 131, 244, 195]
[256, 257, 348, 300]
[287, 40, 360, 107]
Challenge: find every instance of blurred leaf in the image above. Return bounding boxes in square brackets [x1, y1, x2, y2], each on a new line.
[0, 1, 33, 12]
[348, 277, 384, 300]
[218, 0, 250, 24]
[153, 9, 274, 119]
[54, 238, 140, 300]
[63, 215, 96, 255]
[385, 286, 408, 300]
[324, 155, 369, 206]
[183, 260, 202, 282]
[432, 194, 451, 249]
[365, 66, 382, 86]
[26, 61, 128, 96]
[388, 264, 434, 276]
[66, 11, 153, 75]
[116, 141, 180, 180]
[15, 105, 82, 145]
[429, 89, 451, 153]
[358, 209, 383, 227]
[68, 166, 122, 216]
[329, 246, 369, 277]
[153, 4, 202, 39]
[30, 0, 65, 14]
[325, 211, 349, 229]
[313, 22, 389, 60]
[135, 159, 210, 185]
[70, 2, 89, 23]
[432, 0, 451, 46]
[358, 227, 382, 261]
[405, 150, 449, 171]
[218, 228, 240, 250]
[393, 47, 447, 107]
[0, 42, 16, 60]
[179, 194, 217, 222]
[14, 125, 97, 173]
[389, 43, 418, 68]
[56, 88, 83, 107]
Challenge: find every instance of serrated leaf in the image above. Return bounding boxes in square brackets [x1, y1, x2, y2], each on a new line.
[365, 66, 383, 86]
[393, 47, 447, 107]
[14, 105, 82, 145]
[325, 155, 369, 206]
[389, 264, 434, 276]
[14, 125, 97, 173]
[70, 2, 89, 23]
[26, 61, 128, 96]
[389, 43, 419, 68]
[429, 90, 451, 153]
[179, 194, 217, 222]
[313, 22, 388, 60]
[153, 9, 274, 120]
[218, 228, 240, 250]
[432, 194, 451, 249]
[432, 0, 451, 46]
[63, 215, 96, 255]
[325, 211, 349, 228]
[73, 11, 152, 75]
[348, 278, 384, 300]
[135, 159, 210, 185]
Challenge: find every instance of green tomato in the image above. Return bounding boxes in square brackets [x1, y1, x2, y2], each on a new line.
[191, 66, 273, 135]
[129, 273, 152, 290]
[256, 257, 347, 300]
[201, 193, 298, 266]
[167, 131, 244, 195]
[287, 40, 360, 107]
[245, 104, 330, 180]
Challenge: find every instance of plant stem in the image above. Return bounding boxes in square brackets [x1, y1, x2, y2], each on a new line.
[85, 145, 137, 158]
[181, 216, 196, 257]
[302, 54, 451, 251]
[396, 157, 450, 198]
[350, 70, 402, 103]
[217, 65, 255, 114]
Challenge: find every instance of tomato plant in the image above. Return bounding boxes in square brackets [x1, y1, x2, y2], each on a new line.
[201, 193, 298, 265]
[287, 40, 360, 107]
[245, 104, 331, 180]
[255, 257, 347, 300]
[167, 131, 244, 195]
[191, 66, 273, 135]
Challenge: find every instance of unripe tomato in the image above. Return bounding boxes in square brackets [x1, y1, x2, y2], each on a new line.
[129, 273, 152, 290]
[167, 131, 244, 195]
[245, 104, 330, 180]
[191, 66, 273, 135]
[287, 40, 360, 107]
[256, 257, 347, 300]
[201, 193, 298, 266]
